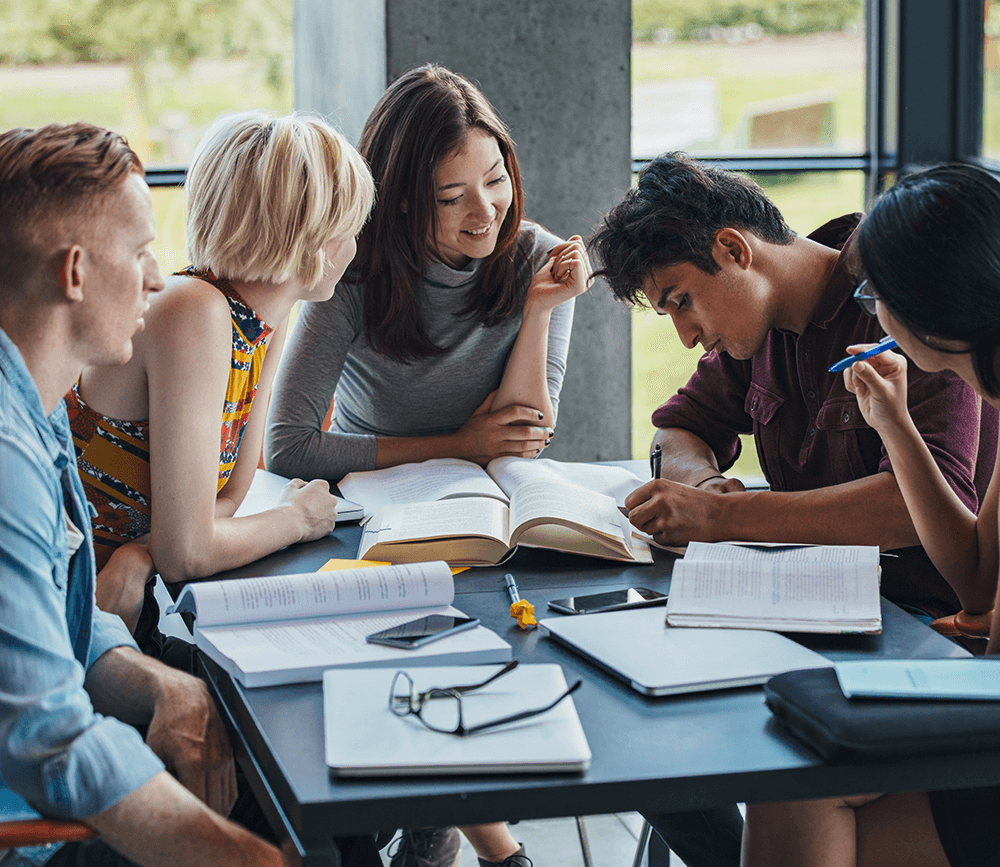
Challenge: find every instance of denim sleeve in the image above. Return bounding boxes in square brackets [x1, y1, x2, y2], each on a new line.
[0, 432, 164, 819]
[88, 607, 140, 668]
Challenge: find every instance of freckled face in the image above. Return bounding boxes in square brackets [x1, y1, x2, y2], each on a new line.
[430, 129, 513, 269]
[81, 173, 165, 366]
[640, 260, 771, 361]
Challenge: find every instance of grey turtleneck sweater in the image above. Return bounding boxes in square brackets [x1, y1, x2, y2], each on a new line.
[265, 222, 575, 481]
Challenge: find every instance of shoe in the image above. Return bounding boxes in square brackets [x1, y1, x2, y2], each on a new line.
[478, 844, 532, 867]
[390, 827, 462, 867]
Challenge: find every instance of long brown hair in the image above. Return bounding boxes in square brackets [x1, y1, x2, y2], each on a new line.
[353, 65, 526, 361]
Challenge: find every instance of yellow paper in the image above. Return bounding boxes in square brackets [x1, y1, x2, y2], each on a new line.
[319, 558, 469, 576]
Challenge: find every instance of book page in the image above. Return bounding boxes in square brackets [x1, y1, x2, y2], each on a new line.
[197, 603, 511, 685]
[669, 559, 878, 620]
[361, 498, 510, 545]
[169, 561, 454, 627]
[508, 479, 631, 545]
[487, 457, 646, 506]
[685, 541, 880, 567]
[339, 459, 506, 518]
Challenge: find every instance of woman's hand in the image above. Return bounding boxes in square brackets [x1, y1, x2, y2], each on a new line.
[277, 478, 339, 542]
[524, 235, 592, 315]
[842, 346, 909, 433]
[96, 538, 156, 633]
[451, 391, 553, 466]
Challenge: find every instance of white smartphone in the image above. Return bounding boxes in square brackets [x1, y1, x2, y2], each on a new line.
[365, 614, 480, 649]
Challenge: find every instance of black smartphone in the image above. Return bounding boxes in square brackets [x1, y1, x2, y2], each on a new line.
[547, 587, 667, 615]
[365, 614, 480, 649]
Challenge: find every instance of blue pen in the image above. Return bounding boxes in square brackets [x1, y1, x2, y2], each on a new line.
[828, 336, 899, 373]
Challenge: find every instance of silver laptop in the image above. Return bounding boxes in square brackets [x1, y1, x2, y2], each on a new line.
[540, 606, 830, 696]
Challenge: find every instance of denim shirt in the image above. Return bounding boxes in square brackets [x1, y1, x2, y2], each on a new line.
[0, 328, 164, 863]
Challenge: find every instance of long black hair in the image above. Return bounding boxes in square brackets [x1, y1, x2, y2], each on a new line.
[352, 65, 526, 362]
[856, 163, 1000, 397]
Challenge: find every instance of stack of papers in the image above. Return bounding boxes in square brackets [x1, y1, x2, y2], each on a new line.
[665, 542, 882, 634]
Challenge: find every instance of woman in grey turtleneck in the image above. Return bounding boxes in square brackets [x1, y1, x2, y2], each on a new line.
[265, 64, 587, 485]
[263, 63, 588, 867]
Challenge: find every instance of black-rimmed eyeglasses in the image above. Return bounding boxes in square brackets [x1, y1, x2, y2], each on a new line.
[389, 660, 582, 737]
[853, 280, 878, 317]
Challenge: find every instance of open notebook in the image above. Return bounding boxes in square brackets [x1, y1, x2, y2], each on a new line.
[323, 664, 591, 776]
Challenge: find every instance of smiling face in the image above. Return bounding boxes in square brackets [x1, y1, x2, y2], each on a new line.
[430, 128, 513, 269]
[640, 233, 772, 361]
[78, 173, 165, 367]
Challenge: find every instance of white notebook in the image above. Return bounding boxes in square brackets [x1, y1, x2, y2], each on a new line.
[835, 660, 1000, 700]
[236, 468, 364, 522]
[323, 664, 591, 776]
[541, 606, 832, 696]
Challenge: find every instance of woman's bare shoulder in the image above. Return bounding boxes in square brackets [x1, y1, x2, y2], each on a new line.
[146, 273, 232, 336]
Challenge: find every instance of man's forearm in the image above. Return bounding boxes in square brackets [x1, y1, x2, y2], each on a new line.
[84, 645, 184, 725]
[652, 427, 724, 484]
[712, 472, 919, 550]
[87, 772, 282, 867]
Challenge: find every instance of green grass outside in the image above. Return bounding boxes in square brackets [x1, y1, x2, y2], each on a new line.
[633, 39, 865, 149]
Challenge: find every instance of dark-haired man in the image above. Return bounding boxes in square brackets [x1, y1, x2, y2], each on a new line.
[589, 152, 997, 867]
[0, 122, 283, 867]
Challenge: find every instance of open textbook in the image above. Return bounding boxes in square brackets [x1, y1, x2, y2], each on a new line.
[665, 541, 882, 634]
[339, 456, 648, 517]
[168, 561, 511, 687]
[349, 460, 652, 566]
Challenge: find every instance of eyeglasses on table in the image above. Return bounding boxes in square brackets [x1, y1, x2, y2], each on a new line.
[389, 659, 582, 737]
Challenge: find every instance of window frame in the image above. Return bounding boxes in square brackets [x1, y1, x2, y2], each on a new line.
[629, 1, 989, 204]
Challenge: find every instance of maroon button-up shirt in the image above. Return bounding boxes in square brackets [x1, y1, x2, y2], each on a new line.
[653, 215, 999, 616]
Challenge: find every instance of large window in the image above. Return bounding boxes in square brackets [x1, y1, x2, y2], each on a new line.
[985, 0, 1000, 160]
[0, 0, 293, 272]
[630, 0, 869, 470]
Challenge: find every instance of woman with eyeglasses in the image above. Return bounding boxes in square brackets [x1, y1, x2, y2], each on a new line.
[742, 162, 1000, 867]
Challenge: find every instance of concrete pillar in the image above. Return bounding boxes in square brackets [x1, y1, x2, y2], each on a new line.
[294, 0, 633, 460]
[292, 0, 386, 145]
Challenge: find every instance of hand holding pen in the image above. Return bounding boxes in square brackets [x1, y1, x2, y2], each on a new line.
[838, 337, 910, 434]
[829, 336, 898, 373]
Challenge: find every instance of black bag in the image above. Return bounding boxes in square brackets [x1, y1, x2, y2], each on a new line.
[764, 666, 1000, 762]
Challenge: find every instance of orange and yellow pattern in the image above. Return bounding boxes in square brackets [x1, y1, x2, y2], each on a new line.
[67, 270, 272, 567]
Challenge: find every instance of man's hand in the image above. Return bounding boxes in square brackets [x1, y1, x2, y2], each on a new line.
[145, 671, 237, 817]
[625, 478, 733, 546]
[452, 391, 552, 465]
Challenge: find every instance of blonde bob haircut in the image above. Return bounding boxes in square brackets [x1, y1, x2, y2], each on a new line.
[185, 110, 374, 287]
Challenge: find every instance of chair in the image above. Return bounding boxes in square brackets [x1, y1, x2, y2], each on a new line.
[930, 608, 992, 640]
[0, 818, 95, 848]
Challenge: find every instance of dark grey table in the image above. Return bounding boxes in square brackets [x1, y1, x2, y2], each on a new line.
[198, 507, 994, 867]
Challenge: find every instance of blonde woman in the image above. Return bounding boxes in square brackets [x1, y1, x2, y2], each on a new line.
[67, 110, 375, 663]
